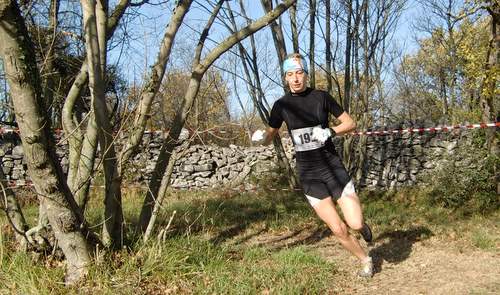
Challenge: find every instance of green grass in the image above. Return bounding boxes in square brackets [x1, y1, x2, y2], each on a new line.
[0, 250, 66, 294]
[1, 185, 498, 294]
[0, 236, 335, 294]
[471, 230, 495, 250]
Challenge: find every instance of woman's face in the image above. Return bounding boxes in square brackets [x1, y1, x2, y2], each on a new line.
[285, 69, 307, 93]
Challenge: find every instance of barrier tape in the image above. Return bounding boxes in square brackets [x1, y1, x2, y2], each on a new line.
[351, 122, 500, 136]
[3, 180, 34, 189]
[1, 121, 498, 189]
[0, 122, 498, 137]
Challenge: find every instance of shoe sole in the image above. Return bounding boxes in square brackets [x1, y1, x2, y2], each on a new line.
[361, 223, 373, 243]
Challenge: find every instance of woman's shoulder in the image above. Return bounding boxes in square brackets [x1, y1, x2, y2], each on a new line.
[309, 88, 338, 102]
[308, 88, 329, 97]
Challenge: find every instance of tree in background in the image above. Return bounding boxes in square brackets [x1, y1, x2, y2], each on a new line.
[414, 0, 468, 119]
[224, 0, 298, 188]
[157, 70, 232, 145]
[470, 0, 499, 193]
[340, 0, 406, 176]
[138, 0, 298, 232]
[391, 14, 496, 125]
[0, 60, 14, 123]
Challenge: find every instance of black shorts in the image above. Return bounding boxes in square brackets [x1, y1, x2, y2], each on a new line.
[296, 148, 351, 201]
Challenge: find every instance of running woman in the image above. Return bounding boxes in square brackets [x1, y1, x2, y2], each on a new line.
[252, 53, 374, 278]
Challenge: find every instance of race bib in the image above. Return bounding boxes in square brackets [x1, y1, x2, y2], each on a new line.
[291, 125, 325, 152]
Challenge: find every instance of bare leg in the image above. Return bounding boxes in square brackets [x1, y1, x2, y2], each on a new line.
[312, 197, 367, 260]
[337, 192, 364, 231]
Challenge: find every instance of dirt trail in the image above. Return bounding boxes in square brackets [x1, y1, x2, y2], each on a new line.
[246, 225, 500, 294]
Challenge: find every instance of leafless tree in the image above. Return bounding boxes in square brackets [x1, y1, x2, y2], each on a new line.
[0, 0, 91, 283]
[222, 0, 298, 188]
[0, 168, 28, 249]
[289, 2, 299, 52]
[309, 0, 317, 87]
[138, 0, 298, 232]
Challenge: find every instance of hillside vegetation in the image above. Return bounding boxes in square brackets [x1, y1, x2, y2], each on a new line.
[1, 180, 498, 294]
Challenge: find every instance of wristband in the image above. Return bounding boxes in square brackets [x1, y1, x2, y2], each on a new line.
[329, 127, 336, 137]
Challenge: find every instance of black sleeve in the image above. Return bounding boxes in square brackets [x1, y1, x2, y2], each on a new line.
[324, 92, 344, 118]
[268, 101, 283, 128]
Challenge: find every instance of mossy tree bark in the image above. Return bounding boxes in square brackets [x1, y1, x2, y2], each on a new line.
[0, 0, 91, 284]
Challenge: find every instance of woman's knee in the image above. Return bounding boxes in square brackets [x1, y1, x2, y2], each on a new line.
[337, 194, 364, 231]
[345, 219, 363, 231]
[329, 221, 349, 239]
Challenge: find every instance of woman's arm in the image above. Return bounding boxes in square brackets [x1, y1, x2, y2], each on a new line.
[331, 112, 356, 135]
[262, 127, 279, 145]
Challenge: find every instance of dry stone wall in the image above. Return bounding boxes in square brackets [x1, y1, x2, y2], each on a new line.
[0, 127, 483, 190]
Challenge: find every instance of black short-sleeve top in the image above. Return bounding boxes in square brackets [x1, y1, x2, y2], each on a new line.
[268, 88, 344, 160]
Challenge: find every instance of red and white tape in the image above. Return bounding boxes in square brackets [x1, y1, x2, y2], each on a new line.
[2, 180, 34, 189]
[1, 122, 499, 189]
[1, 122, 498, 137]
[0, 179, 34, 191]
[351, 122, 499, 136]
[0, 127, 18, 135]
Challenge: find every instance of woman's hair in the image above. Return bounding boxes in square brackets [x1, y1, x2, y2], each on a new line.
[284, 53, 304, 60]
[282, 53, 308, 74]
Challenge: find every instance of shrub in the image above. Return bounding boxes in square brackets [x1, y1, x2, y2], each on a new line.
[425, 134, 499, 214]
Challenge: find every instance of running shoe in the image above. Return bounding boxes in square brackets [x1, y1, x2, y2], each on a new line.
[360, 222, 373, 243]
[358, 256, 374, 278]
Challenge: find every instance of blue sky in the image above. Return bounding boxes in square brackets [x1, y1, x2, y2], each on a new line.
[108, 0, 427, 118]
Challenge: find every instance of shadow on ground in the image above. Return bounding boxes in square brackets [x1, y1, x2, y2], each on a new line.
[252, 225, 331, 251]
[369, 226, 433, 273]
[141, 188, 312, 245]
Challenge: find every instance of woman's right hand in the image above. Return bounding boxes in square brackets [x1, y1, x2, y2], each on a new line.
[251, 129, 266, 142]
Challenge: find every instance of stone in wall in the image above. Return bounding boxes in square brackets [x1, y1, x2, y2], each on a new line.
[0, 125, 488, 191]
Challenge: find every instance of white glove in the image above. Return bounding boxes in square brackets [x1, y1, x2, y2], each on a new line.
[311, 127, 335, 144]
[179, 128, 190, 141]
[251, 129, 266, 142]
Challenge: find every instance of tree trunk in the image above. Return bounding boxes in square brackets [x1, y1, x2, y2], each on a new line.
[344, 0, 353, 112]
[62, 65, 86, 193]
[143, 141, 190, 243]
[309, 0, 316, 87]
[289, 2, 299, 52]
[483, 3, 499, 193]
[440, 69, 449, 120]
[342, 0, 354, 170]
[139, 0, 298, 231]
[355, 0, 369, 182]
[272, 136, 297, 188]
[325, 0, 333, 94]
[0, 169, 28, 249]
[61, 66, 99, 212]
[74, 113, 98, 211]
[63, 0, 133, 210]
[117, 0, 193, 175]
[260, 0, 288, 72]
[0, 0, 90, 283]
[81, 0, 123, 248]
[41, 0, 60, 126]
